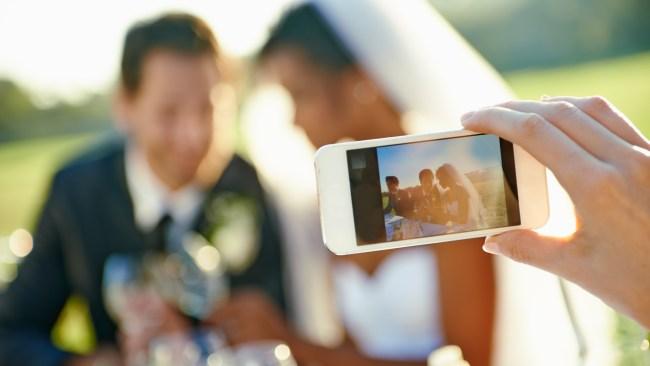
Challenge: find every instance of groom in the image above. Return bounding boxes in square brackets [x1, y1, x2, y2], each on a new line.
[0, 13, 287, 366]
[413, 168, 445, 224]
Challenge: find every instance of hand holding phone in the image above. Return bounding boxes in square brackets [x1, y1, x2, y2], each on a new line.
[461, 96, 650, 329]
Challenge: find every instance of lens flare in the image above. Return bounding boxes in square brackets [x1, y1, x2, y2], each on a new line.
[274, 344, 292, 361]
[9, 229, 33, 258]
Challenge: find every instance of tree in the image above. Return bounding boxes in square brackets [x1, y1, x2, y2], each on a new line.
[0, 79, 36, 135]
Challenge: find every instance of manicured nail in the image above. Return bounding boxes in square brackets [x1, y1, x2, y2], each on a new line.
[482, 240, 501, 255]
[461, 111, 475, 123]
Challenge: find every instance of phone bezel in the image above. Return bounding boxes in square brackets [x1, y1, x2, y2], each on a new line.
[315, 129, 549, 255]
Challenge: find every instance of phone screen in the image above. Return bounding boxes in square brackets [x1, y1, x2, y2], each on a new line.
[346, 134, 520, 245]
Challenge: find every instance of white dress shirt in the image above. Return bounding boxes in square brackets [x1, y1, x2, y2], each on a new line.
[124, 145, 206, 249]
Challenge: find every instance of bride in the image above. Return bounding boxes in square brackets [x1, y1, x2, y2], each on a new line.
[211, 1, 514, 365]
[436, 163, 486, 230]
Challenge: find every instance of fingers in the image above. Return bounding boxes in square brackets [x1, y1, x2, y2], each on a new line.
[206, 301, 238, 327]
[206, 290, 287, 345]
[206, 291, 278, 331]
[544, 96, 650, 149]
[222, 322, 267, 345]
[461, 106, 602, 197]
[159, 305, 190, 333]
[483, 230, 569, 276]
[498, 100, 632, 162]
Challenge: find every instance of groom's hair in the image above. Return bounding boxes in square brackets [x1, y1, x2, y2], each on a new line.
[419, 169, 434, 182]
[120, 12, 220, 95]
[260, 3, 354, 71]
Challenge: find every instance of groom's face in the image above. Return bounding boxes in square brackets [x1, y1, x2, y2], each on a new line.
[387, 181, 399, 193]
[420, 172, 434, 189]
[117, 50, 220, 189]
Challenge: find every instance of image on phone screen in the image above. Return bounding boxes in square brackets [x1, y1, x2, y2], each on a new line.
[346, 134, 521, 245]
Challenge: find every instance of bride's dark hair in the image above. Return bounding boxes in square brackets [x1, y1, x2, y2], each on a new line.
[259, 3, 355, 71]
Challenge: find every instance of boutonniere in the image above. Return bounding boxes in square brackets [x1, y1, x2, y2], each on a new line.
[199, 191, 261, 274]
[145, 191, 262, 319]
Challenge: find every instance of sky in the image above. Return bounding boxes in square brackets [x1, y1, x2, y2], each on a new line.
[0, 0, 296, 103]
[0, 0, 521, 104]
[377, 134, 502, 191]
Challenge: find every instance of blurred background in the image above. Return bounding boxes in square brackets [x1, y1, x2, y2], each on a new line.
[0, 0, 648, 365]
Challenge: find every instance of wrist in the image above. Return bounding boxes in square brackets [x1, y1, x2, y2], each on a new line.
[283, 336, 368, 366]
[283, 332, 309, 358]
[283, 333, 330, 365]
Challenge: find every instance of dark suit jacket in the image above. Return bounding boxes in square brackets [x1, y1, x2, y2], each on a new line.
[0, 138, 287, 366]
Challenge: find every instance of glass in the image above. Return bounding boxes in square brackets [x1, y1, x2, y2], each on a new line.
[102, 235, 231, 365]
[104, 254, 164, 366]
[145, 232, 229, 320]
[149, 329, 231, 366]
[103, 254, 139, 320]
[231, 341, 297, 366]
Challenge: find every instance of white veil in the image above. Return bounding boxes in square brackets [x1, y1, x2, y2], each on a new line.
[311, 0, 512, 132]
[438, 164, 486, 229]
[242, 0, 613, 364]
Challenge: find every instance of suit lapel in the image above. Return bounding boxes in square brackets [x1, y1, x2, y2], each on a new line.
[103, 144, 148, 253]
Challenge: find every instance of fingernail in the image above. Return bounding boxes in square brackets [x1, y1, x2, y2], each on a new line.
[482, 240, 501, 255]
[461, 111, 475, 124]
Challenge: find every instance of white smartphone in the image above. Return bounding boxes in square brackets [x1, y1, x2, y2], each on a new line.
[315, 129, 549, 255]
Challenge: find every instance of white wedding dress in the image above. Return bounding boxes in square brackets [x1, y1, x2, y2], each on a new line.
[332, 247, 445, 360]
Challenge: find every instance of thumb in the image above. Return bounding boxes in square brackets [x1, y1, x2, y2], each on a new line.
[483, 229, 567, 273]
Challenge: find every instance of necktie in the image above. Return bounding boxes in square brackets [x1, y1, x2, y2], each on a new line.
[147, 214, 172, 252]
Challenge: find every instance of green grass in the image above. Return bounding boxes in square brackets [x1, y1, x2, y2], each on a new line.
[0, 133, 96, 234]
[506, 51, 650, 138]
[0, 51, 648, 358]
